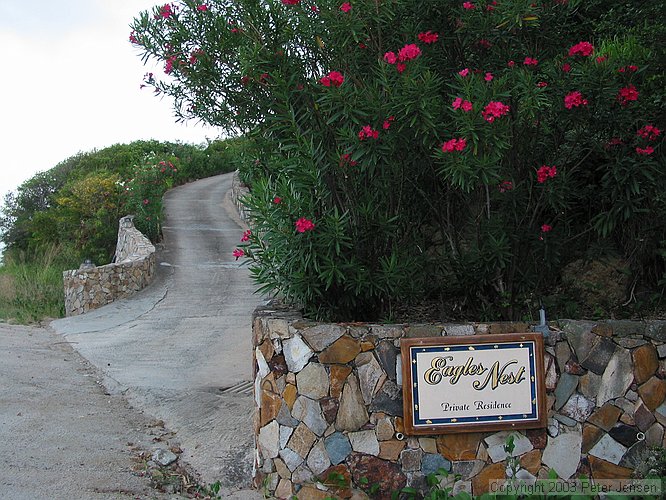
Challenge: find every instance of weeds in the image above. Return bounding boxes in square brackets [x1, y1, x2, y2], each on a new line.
[0, 244, 79, 323]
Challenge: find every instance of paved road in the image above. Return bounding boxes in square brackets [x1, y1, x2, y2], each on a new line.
[50, 173, 264, 498]
[0, 324, 181, 499]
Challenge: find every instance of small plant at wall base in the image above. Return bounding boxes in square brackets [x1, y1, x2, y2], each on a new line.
[132, 0, 665, 321]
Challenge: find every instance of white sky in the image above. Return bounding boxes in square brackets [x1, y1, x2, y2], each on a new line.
[0, 0, 217, 199]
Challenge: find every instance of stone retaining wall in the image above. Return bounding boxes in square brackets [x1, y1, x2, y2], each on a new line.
[230, 171, 250, 222]
[252, 303, 666, 498]
[63, 216, 155, 316]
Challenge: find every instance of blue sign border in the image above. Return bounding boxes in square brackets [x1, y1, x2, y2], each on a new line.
[410, 341, 539, 427]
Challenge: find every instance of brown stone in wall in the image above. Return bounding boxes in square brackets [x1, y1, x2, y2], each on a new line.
[588, 455, 633, 480]
[472, 461, 506, 496]
[348, 453, 407, 498]
[519, 449, 542, 475]
[319, 336, 361, 364]
[436, 433, 483, 461]
[633, 344, 659, 385]
[588, 403, 622, 431]
[638, 376, 666, 411]
[378, 440, 405, 461]
[330, 365, 352, 399]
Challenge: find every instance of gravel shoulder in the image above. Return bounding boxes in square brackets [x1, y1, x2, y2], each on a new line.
[0, 323, 184, 500]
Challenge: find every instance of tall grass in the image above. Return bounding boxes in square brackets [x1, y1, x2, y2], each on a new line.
[0, 244, 80, 324]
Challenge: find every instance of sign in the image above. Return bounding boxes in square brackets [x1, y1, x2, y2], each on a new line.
[401, 333, 547, 434]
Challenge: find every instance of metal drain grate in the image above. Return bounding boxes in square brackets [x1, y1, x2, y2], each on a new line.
[218, 381, 254, 396]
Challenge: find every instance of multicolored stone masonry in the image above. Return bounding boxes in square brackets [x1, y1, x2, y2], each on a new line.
[63, 216, 155, 316]
[252, 303, 666, 499]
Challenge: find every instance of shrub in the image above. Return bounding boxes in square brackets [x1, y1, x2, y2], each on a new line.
[132, 0, 664, 321]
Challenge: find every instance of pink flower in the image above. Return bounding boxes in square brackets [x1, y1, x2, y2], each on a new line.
[157, 4, 173, 19]
[481, 101, 510, 123]
[382, 116, 395, 129]
[478, 39, 491, 49]
[311, 5, 319, 13]
[595, 55, 607, 63]
[564, 91, 588, 109]
[462, 2, 476, 9]
[541, 224, 552, 233]
[358, 125, 379, 140]
[164, 56, 177, 74]
[636, 146, 654, 156]
[637, 124, 661, 141]
[441, 138, 467, 153]
[568, 41, 594, 57]
[295, 217, 315, 233]
[273, 196, 282, 204]
[507, 60, 515, 68]
[617, 85, 639, 107]
[499, 180, 514, 193]
[536, 165, 557, 183]
[396, 63, 406, 74]
[384, 52, 397, 64]
[458, 68, 470, 77]
[484, 72, 493, 81]
[606, 137, 624, 148]
[340, 153, 358, 166]
[320, 71, 344, 87]
[196, 4, 208, 11]
[340, 2, 352, 13]
[241, 230, 251, 242]
[627, 65, 638, 72]
[536, 81, 548, 88]
[452, 97, 473, 112]
[143, 198, 150, 205]
[282, 0, 300, 4]
[398, 44, 421, 62]
[523, 57, 538, 66]
[561, 62, 571, 73]
[233, 248, 245, 260]
[417, 31, 439, 44]
[129, 31, 138, 44]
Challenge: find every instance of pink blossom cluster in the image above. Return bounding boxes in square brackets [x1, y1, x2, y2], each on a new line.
[637, 124, 661, 141]
[241, 229, 251, 242]
[499, 180, 514, 193]
[568, 41, 594, 57]
[617, 85, 639, 107]
[340, 153, 358, 167]
[564, 91, 588, 109]
[295, 217, 315, 233]
[417, 31, 439, 44]
[156, 4, 174, 19]
[398, 44, 422, 62]
[536, 165, 557, 183]
[233, 248, 245, 260]
[358, 125, 379, 141]
[196, 4, 208, 11]
[636, 146, 654, 156]
[452, 97, 473, 112]
[340, 2, 352, 13]
[441, 138, 467, 153]
[320, 71, 345, 87]
[281, 0, 300, 5]
[618, 65, 638, 73]
[523, 57, 538, 66]
[383, 116, 395, 129]
[481, 101, 510, 123]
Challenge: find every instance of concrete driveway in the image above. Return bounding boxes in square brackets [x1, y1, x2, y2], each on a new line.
[49, 172, 264, 497]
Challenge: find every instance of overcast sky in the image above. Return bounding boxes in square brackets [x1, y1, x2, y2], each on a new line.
[0, 0, 216, 199]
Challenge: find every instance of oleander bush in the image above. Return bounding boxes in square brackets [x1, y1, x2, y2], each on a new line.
[131, 0, 664, 321]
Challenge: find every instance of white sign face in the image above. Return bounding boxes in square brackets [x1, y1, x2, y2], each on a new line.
[404, 336, 544, 432]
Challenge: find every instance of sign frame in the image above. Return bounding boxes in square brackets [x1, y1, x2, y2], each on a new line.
[400, 333, 547, 435]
